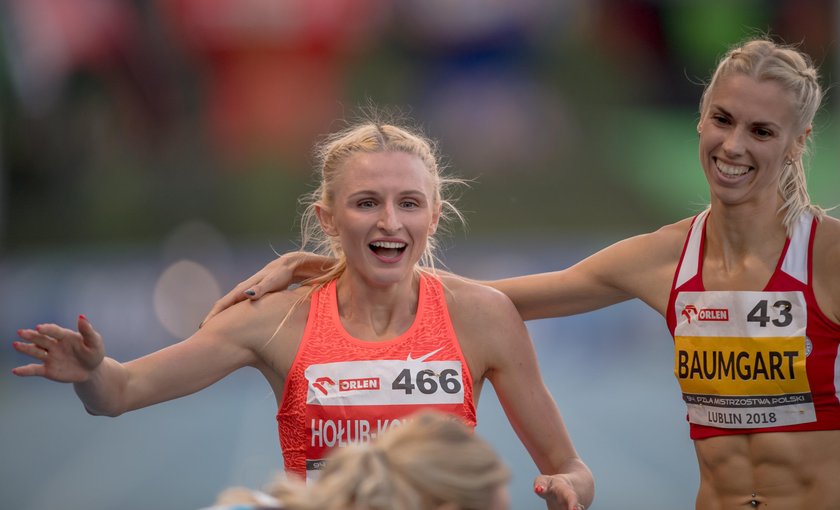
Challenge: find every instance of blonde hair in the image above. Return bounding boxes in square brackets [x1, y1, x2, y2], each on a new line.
[270, 411, 510, 510]
[699, 37, 826, 233]
[298, 114, 466, 289]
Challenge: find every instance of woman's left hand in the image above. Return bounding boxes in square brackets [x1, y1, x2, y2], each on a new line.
[534, 473, 586, 510]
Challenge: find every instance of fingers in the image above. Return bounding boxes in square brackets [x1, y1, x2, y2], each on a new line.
[11, 317, 105, 380]
[77, 315, 102, 350]
[200, 275, 265, 328]
[31, 323, 78, 342]
[244, 283, 263, 298]
[11, 330, 51, 376]
[16, 328, 58, 351]
[534, 474, 583, 510]
[200, 288, 247, 328]
[12, 324, 76, 366]
[11, 362, 47, 377]
[12, 340, 49, 361]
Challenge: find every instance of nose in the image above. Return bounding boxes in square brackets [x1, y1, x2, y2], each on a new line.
[722, 127, 746, 157]
[377, 203, 401, 233]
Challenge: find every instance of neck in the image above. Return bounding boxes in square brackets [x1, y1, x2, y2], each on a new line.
[334, 271, 422, 340]
[707, 197, 788, 253]
[703, 202, 788, 289]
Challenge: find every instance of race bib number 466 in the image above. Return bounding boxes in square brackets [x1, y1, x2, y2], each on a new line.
[303, 355, 466, 480]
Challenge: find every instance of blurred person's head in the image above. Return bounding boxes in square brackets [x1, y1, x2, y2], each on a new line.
[255, 411, 509, 510]
[281, 411, 510, 510]
[697, 37, 825, 232]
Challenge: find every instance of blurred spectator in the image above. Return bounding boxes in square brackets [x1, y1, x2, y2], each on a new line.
[158, 0, 389, 164]
[389, 0, 572, 176]
[2, 0, 172, 132]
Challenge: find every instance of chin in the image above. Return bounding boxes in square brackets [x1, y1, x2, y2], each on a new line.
[369, 265, 418, 287]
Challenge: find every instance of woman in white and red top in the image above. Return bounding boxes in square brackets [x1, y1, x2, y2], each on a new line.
[207, 38, 840, 509]
[13, 117, 592, 510]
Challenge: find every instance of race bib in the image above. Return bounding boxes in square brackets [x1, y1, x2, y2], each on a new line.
[674, 291, 815, 428]
[303, 354, 465, 480]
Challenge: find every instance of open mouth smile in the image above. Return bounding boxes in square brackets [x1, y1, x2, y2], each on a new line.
[369, 240, 407, 261]
[714, 157, 753, 177]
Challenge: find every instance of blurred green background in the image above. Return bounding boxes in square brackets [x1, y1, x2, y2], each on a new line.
[0, 1, 837, 509]
[1, 0, 836, 253]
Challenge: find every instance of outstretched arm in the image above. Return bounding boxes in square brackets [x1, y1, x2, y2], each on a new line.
[14, 303, 265, 417]
[488, 222, 689, 320]
[204, 219, 686, 326]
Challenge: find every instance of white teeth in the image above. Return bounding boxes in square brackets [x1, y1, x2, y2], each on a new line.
[370, 241, 406, 249]
[715, 160, 751, 176]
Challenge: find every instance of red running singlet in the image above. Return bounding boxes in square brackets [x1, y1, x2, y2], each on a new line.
[667, 210, 840, 440]
[277, 273, 476, 479]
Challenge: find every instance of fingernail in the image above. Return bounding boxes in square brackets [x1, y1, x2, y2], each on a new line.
[534, 485, 544, 494]
[244, 289, 256, 296]
[12, 341, 19, 348]
[35, 325, 41, 331]
[79, 314, 87, 321]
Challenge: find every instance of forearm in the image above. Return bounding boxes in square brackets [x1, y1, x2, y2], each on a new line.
[73, 357, 130, 417]
[486, 270, 631, 321]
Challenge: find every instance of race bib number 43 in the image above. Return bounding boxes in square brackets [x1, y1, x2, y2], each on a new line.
[674, 291, 815, 428]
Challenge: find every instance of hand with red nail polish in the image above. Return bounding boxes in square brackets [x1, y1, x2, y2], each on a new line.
[11, 315, 105, 383]
[533, 472, 590, 510]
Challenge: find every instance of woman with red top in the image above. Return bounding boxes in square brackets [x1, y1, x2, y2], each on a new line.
[205, 38, 840, 508]
[13, 116, 592, 510]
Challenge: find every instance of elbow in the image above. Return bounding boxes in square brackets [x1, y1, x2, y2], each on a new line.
[83, 403, 124, 418]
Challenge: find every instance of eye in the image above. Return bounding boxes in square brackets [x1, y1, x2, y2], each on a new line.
[400, 200, 420, 209]
[357, 199, 376, 209]
[753, 127, 773, 139]
[711, 114, 730, 125]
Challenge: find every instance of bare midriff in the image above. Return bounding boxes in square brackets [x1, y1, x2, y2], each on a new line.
[693, 430, 840, 509]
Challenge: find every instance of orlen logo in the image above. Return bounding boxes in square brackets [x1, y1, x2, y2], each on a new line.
[681, 305, 729, 324]
[339, 377, 380, 392]
[312, 377, 335, 395]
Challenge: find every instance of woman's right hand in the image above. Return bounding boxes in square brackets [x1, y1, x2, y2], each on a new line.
[201, 251, 333, 327]
[12, 315, 105, 383]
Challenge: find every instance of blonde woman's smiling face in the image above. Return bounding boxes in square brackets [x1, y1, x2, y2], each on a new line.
[698, 74, 806, 209]
[316, 151, 440, 288]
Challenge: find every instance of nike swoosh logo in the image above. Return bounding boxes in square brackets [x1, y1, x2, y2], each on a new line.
[406, 347, 443, 363]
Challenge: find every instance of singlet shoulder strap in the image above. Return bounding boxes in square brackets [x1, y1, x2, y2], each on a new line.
[674, 209, 709, 289]
[779, 211, 814, 285]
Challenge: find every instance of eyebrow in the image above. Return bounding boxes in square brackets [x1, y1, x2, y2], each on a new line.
[712, 106, 782, 131]
[347, 189, 428, 198]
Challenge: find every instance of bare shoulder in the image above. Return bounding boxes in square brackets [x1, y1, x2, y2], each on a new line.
[813, 215, 840, 274]
[203, 286, 312, 348]
[623, 217, 692, 258]
[813, 215, 840, 323]
[814, 214, 840, 253]
[438, 274, 521, 323]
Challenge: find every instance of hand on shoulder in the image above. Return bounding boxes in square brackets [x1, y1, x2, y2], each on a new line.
[200, 286, 313, 349]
